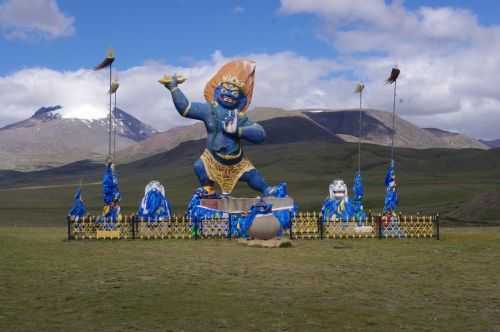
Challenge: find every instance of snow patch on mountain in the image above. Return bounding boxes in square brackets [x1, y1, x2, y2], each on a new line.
[60, 104, 107, 120]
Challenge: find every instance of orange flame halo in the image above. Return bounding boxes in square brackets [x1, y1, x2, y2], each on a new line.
[204, 59, 256, 113]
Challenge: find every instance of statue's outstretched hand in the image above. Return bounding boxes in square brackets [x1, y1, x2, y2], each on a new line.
[222, 110, 238, 134]
[158, 74, 187, 90]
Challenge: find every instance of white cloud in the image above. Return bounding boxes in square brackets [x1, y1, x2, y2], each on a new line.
[279, 0, 500, 140]
[0, 51, 347, 131]
[0, 1, 498, 140]
[0, 0, 74, 39]
[0, 46, 499, 139]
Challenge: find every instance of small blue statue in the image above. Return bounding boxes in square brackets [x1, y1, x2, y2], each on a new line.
[321, 179, 354, 222]
[137, 181, 172, 221]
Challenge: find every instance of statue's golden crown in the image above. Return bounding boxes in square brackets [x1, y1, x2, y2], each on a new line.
[219, 74, 245, 89]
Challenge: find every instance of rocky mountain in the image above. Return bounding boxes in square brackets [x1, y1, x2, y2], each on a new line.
[480, 139, 500, 149]
[0, 106, 488, 170]
[0, 106, 156, 171]
[116, 107, 488, 163]
[422, 128, 488, 150]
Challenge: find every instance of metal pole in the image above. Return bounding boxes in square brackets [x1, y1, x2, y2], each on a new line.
[113, 91, 117, 159]
[358, 90, 363, 173]
[391, 80, 397, 162]
[108, 64, 113, 159]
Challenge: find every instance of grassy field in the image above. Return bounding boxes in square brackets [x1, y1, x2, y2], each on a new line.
[0, 226, 499, 331]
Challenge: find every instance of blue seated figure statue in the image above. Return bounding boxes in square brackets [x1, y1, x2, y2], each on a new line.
[102, 162, 121, 223]
[159, 60, 277, 197]
[137, 181, 173, 221]
[68, 187, 86, 219]
[321, 179, 355, 222]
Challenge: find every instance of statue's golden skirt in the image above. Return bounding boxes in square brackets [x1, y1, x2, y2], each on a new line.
[200, 149, 254, 194]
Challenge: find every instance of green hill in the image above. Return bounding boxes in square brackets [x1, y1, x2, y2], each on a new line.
[0, 137, 499, 226]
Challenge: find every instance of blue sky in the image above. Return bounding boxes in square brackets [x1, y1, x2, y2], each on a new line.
[0, 0, 326, 74]
[1, 0, 500, 139]
[1, 0, 499, 74]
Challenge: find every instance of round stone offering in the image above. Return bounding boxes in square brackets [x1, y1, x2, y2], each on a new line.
[248, 214, 281, 240]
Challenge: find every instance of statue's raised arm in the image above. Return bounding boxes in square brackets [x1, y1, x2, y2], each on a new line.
[159, 74, 209, 121]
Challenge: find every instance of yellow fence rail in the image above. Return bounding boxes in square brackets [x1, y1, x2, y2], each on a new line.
[67, 213, 439, 241]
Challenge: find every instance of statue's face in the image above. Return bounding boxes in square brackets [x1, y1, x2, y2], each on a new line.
[329, 179, 347, 200]
[215, 83, 246, 110]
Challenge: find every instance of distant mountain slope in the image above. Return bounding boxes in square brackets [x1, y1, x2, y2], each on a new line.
[0, 106, 157, 171]
[422, 127, 487, 150]
[117, 107, 487, 163]
[0, 106, 488, 170]
[480, 139, 500, 149]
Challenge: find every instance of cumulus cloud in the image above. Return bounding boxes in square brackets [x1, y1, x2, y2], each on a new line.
[0, 51, 351, 131]
[0, 1, 498, 140]
[0, 0, 74, 39]
[280, 0, 500, 139]
[0, 45, 499, 139]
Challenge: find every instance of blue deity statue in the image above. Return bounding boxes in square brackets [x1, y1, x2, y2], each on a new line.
[321, 179, 354, 222]
[159, 60, 277, 197]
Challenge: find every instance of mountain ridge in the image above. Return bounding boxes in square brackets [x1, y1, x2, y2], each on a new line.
[116, 107, 488, 164]
[0, 106, 157, 171]
[0, 106, 489, 171]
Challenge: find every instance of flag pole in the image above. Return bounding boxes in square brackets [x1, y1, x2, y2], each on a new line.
[108, 63, 113, 160]
[108, 79, 120, 161]
[358, 86, 363, 174]
[391, 79, 397, 162]
[94, 48, 115, 163]
[385, 66, 400, 163]
[383, 67, 401, 215]
[354, 82, 365, 174]
[113, 90, 117, 159]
